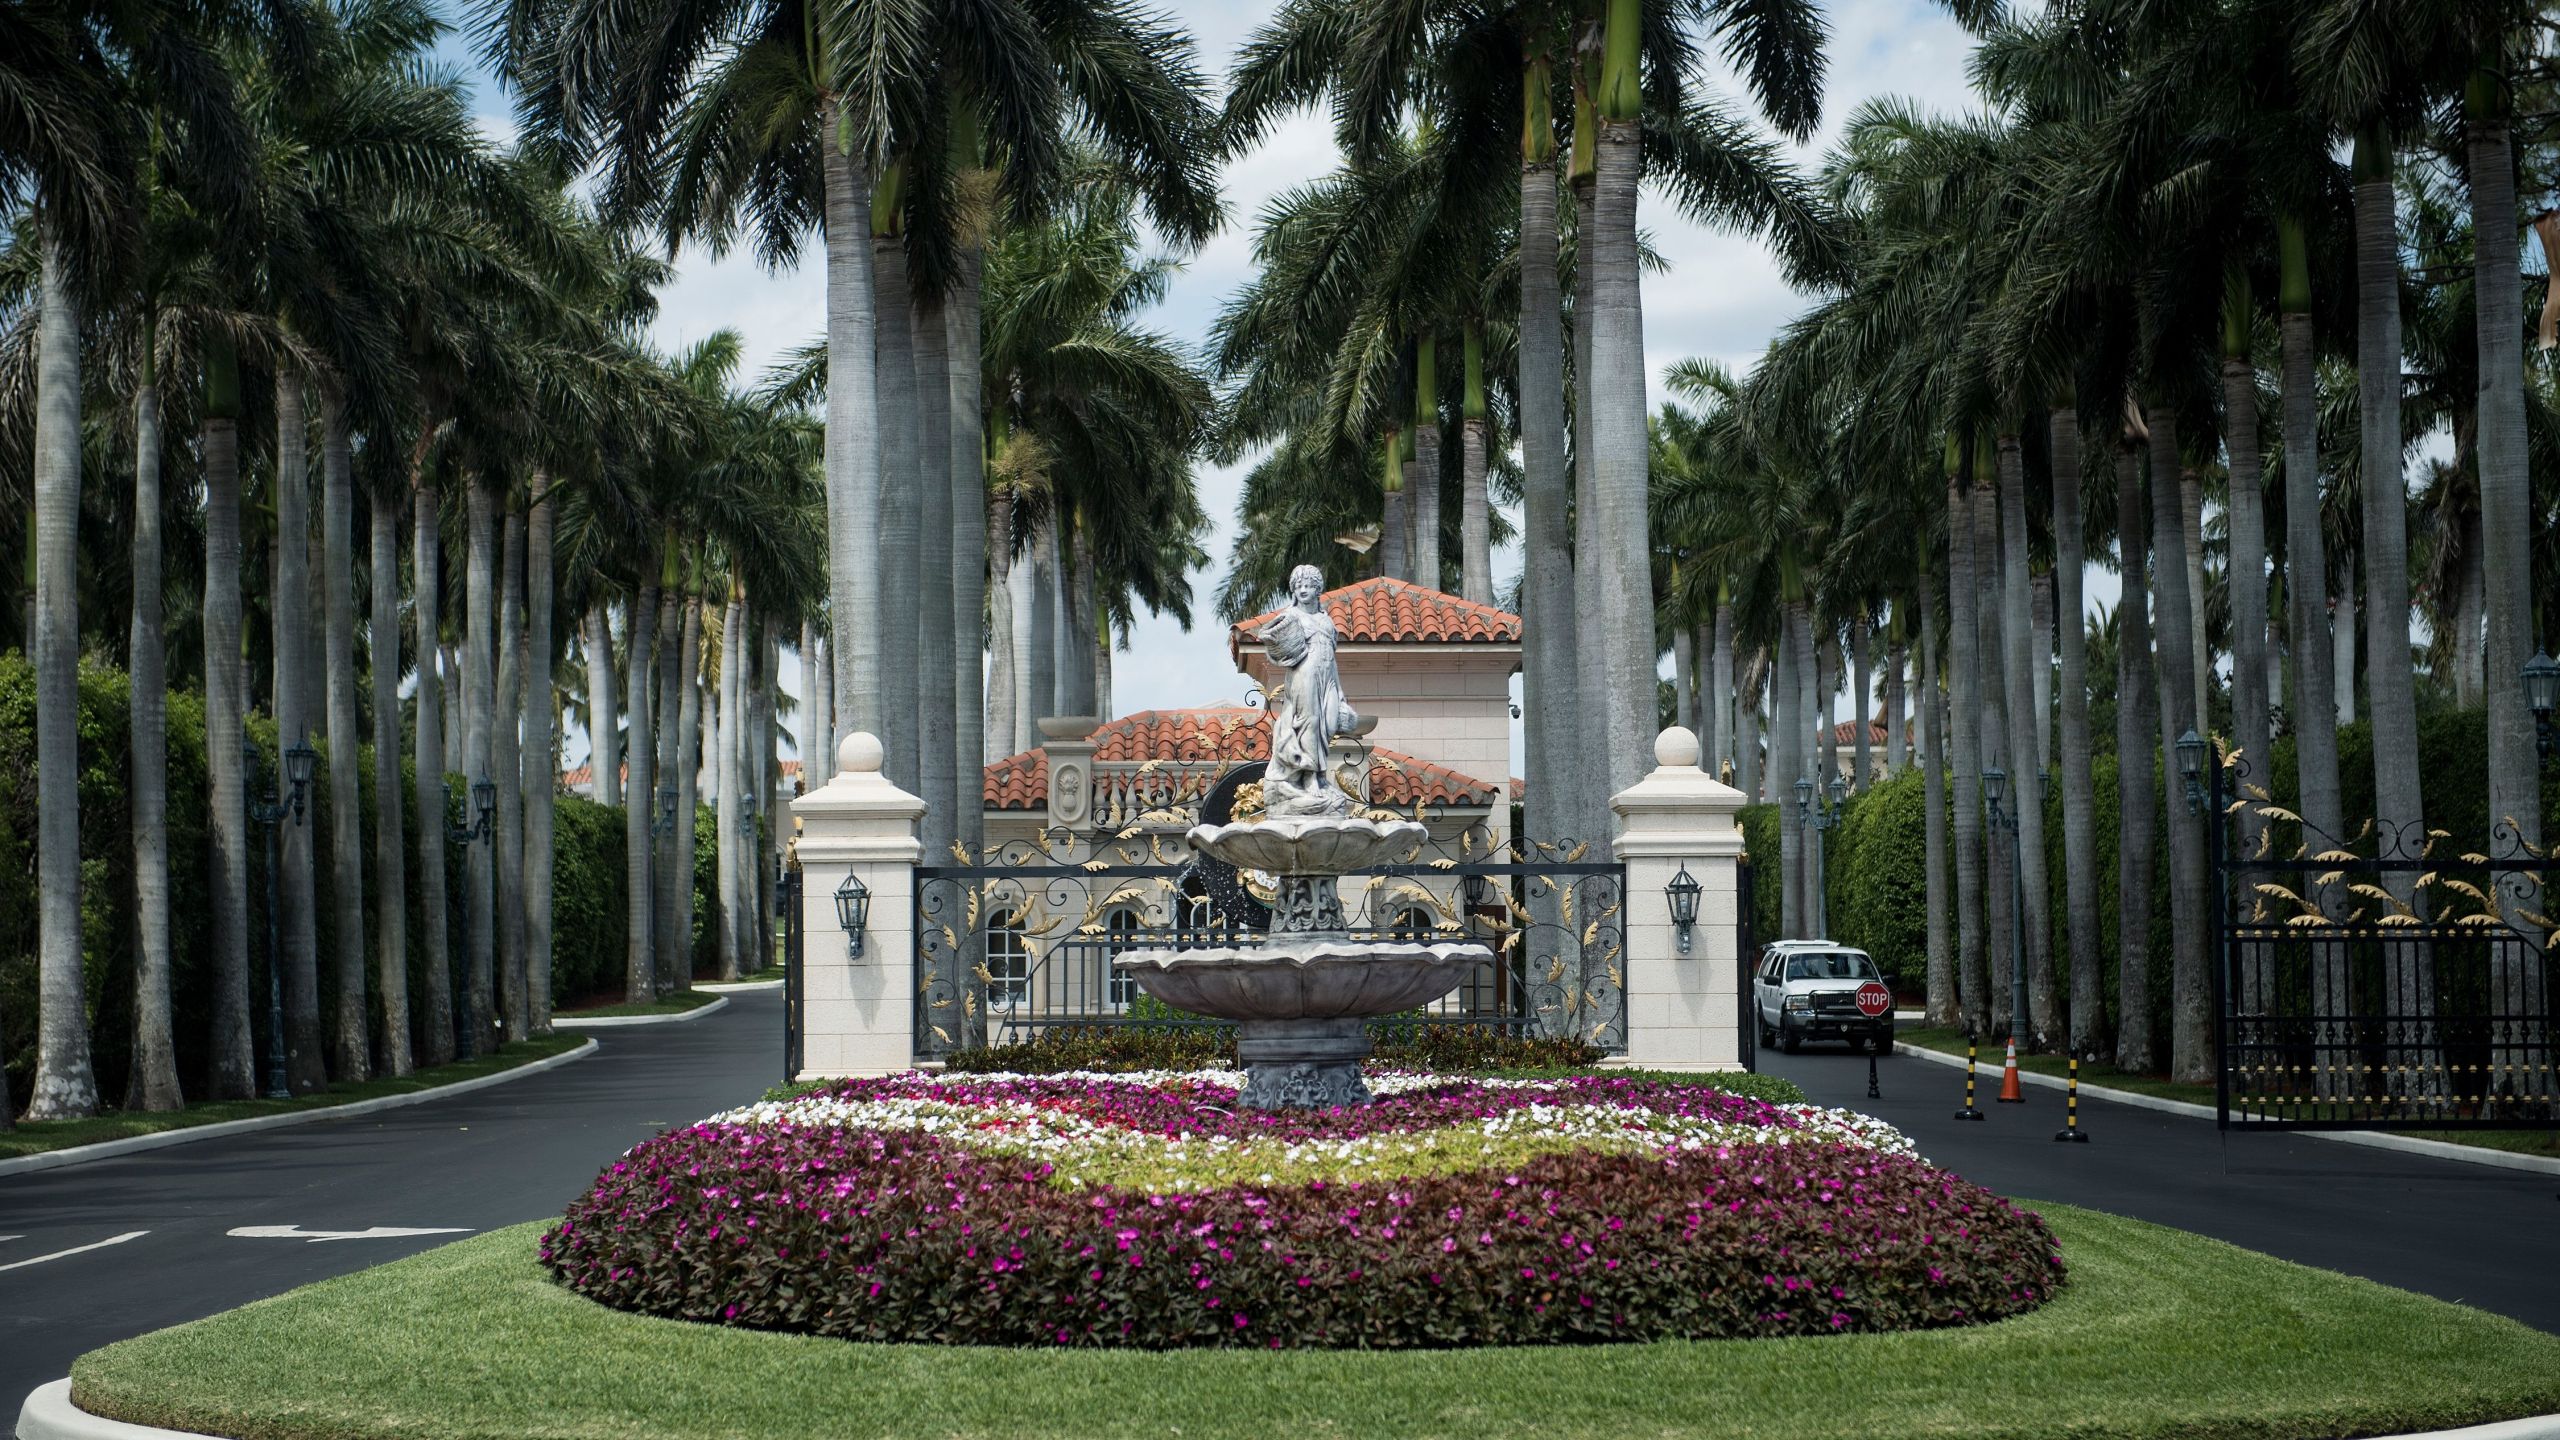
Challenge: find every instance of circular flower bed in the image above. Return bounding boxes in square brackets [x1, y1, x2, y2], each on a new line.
[541, 1070, 2062, 1349]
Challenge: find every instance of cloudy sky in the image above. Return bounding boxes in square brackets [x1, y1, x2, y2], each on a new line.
[438, 2, 1993, 772]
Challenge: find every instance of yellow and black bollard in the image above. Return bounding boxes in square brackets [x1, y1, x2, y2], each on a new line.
[1955, 1040, 1986, 1121]
[2053, 1052, 2091, 1142]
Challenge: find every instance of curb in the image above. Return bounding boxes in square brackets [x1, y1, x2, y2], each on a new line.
[1891, 1043, 2560, 1177]
[20, 1378, 2560, 1440]
[0, 1040, 598, 1183]
[552, 995, 730, 1029]
[695, 977, 784, 993]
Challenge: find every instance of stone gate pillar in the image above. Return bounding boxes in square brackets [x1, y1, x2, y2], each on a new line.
[1609, 726, 1748, 1071]
[791, 731, 926, 1076]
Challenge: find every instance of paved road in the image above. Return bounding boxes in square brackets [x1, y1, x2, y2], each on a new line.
[0, 990, 785, 1411]
[1764, 1041, 2560, 1334]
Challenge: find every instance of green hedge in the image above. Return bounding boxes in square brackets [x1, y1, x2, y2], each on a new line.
[0, 654, 716, 1109]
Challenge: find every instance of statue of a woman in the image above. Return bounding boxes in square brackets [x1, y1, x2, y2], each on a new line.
[1256, 564, 1358, 817]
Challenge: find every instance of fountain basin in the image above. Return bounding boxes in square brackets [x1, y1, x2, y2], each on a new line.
[1186, 817, 1425, 875]
[1112, 941, 1489, 1021]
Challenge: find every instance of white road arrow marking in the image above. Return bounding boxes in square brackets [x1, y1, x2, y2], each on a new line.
[0, 1231, 148, 1272]
[226, 1225, 472, 1244]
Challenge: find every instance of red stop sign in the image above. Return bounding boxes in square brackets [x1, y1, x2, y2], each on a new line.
[1855, 981, 1892, 1018]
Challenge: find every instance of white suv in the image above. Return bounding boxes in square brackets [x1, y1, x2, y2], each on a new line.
[1752, 941, 1894, 1055]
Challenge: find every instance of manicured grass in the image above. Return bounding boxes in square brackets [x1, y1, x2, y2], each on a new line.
[71, 1205, 2560, 1440]
[555, 989, 720, 1019]
[0, 1036, 588, 1161]
[1893, 1026, 2560, 1158]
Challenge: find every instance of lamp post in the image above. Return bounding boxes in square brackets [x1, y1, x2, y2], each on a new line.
[445, 776, 496, 1059]
[1983, 766, 2027, 1044]
[1792, 778, 1815, 938]
[2526, 652, 2559, 762]
[2175, 729, 2209, 816]
[834, 871, 872, 958]
[245, 738, 316, 1099]
[652, 781, 679, 838]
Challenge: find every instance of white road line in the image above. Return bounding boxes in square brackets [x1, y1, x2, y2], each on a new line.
[0, 1235, 22, 1243]
[225, 1225, 471, 1244]
[0, 1231, 147, 1273]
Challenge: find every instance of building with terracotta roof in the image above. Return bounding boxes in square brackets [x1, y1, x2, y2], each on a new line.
[981, 577, 1521, 846]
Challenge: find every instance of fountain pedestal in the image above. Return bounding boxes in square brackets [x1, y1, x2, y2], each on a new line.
[1113, 818, 1490, 1108]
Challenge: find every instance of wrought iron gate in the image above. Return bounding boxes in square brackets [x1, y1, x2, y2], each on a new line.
[911, 817, 1626, 1063]
[779, 858, 804, 1085]
[2211, 754, 2557, 1129]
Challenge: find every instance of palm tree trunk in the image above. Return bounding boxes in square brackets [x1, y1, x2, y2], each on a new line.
[756, 614, 784, 966]
[1673, 626, 1698, 738]
[2030, 576, 2055, 773]
[522, 485, 556, 1034]
[821, 107, 885, 755]
[1800, 606, 1825, 928]
[1572, 170, 1606, 846]
[1921, 587, 1952, 1028]
[129, 329, 181, 1111]
[1735, 647, 1763, 805]
[2278, 235, 2347, 1097]
[1020, 512, 1053, 745]
[495, 509, 526, 1042]
[2052, 409, 2104, 1055]
[370, 482, 411, 1074]
[1412, 334, 1443, 592]
[1460, 324, 1493, 604]
[2465, 65, 2544, 1098]
[2147, 406, 2212, 1085]
[804, 623, 832, 779]
[1067, 519, 1100, 713]
[654, 586, 683, 996]
[1850, 617, 1873, 788]
[1998, 434, 2058, 1046]
[1975, 460, 2013, 1035]
[623, 579, 658, 1005]
[1775, 621, 1801, 938]
[676, 592, 706, 981]
[271, 373, 324, 1093]
[1710, 596, 1734, 781]
[872, 213, 922, 789]
[948, 241, 987, 861]
[2180, 467, 2209, 736]
[411, 454, 454, 1066]
[1590, 97, 1654, 806]
[2353, 120, 2434, 1090]
[463, 473, 500, 1054]
[1880, 613, 1903, 781]
[320, 390, 368, 1078]
[443, 643, 465, 778]
[209, 384, 257, 1095]
[1520, 49, 1573, 844]
[1380, 455, 1408, 583]
[1946, 461, 1988, 1037]
[2221, 324, 2274, 1025]
[2333, 575, 2358, 726]
[28, 233, 96, 1119]
[717, 590, 744, 981]
[986, 489, 1017, 764]
[2114, 441, 2159, 1072]
[1095, 619, 1114, 720]
[913, 289, 957, 861]
[584, 605, 618, 805]
[1814, 628, 1836, 792]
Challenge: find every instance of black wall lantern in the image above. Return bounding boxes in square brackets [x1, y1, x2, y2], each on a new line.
[834, 871, 871, 958]
[2174, 729, 2208, 815]
[1665, 862, 1702, 955]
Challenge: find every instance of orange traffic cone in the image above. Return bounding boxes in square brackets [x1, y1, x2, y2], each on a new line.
[1995, 1036, 2026, 1104]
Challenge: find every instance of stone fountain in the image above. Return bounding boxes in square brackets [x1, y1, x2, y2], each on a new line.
[1112, 563, 1490, 1108]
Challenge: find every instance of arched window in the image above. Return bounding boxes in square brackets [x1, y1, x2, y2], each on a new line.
[1388, 904, 1437, 943]
[985, 921, 1030, 1009]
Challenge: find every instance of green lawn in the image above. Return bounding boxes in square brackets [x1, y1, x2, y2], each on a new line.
[71, 1206, 2560, 1440]
[554, 989, 720, 1019]
[1893, 1026, 2560, 1160]
[0, 1036, 588, 1162]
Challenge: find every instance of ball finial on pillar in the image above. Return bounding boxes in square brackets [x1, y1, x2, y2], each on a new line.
[838, 730, 885, 777]
[1654, 726, 1701, 769]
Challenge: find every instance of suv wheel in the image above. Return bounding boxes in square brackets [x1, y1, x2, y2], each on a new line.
[1779, 1019, 1800, 1055]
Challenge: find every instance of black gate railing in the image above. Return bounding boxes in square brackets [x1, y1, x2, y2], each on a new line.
[912, 825, 1625, 1063]
[779, 859, 804, 1085]
[2210, 752, 2557, 1129]
[1738, 857, 1758, 1072]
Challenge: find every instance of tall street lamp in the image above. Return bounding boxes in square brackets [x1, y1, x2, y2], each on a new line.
[246, 737, 315, 1099]
[445, 776, 496, 1059]
[1793, 777, 1817, 938]
[2525, 651, 2559, 762]
[1983, 766, 2027, 1045]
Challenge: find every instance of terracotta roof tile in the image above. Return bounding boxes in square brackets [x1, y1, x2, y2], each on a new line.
[1231, 577, 1522, 664]
[981, 706, 1504, 812]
